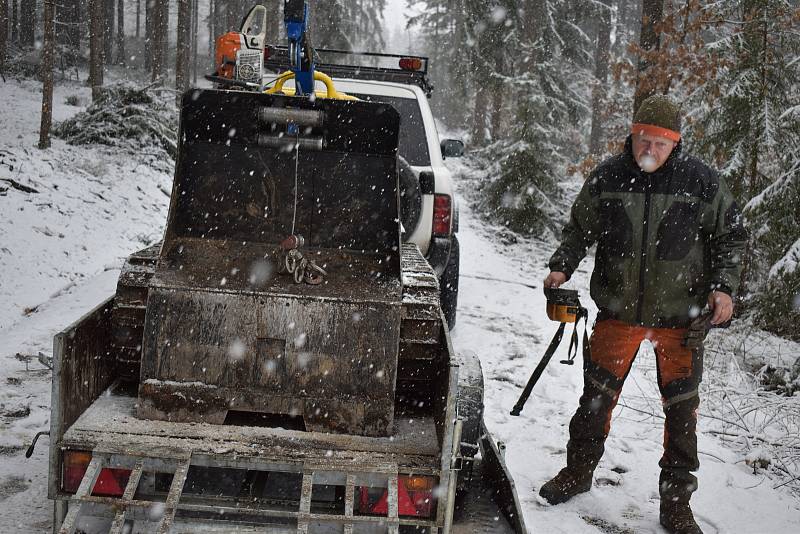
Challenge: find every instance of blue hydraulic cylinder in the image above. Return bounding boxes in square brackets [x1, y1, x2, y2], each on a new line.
[284, 0, 315, 96]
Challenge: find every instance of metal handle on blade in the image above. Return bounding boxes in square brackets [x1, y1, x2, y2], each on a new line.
[510, 322, 567, 416]
[257, 134, 323, 151]
[258, 107, 324, 127]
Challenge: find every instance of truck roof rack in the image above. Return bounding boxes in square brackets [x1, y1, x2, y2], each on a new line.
[264, 45, 434, 97]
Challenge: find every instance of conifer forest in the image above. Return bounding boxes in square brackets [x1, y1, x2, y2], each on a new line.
[1, 1, 800, 532]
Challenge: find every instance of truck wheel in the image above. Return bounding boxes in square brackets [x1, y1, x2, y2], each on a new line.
[440, 235, 459, 330]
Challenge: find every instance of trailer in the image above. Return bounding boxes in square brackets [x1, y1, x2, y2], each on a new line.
[45, 85, 527, 534]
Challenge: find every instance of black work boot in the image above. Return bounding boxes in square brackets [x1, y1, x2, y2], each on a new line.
[659, 501, 704, 534]
[538, 467, 592, 504]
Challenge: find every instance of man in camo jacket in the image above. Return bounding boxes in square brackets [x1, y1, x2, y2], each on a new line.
[539, 94, 747, 534]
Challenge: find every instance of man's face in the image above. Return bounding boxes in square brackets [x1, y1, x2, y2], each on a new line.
[632, 133, 676, 173]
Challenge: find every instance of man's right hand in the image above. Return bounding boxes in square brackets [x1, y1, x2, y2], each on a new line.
[544, 271, 567, 289]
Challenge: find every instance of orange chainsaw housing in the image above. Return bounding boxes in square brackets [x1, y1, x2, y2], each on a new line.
[215, 31, 246, 79]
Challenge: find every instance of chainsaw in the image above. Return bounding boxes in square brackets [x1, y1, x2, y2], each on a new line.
[208, 1, 315, 94]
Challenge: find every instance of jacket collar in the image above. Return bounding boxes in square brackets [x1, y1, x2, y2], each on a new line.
[623, 134, 682, 175]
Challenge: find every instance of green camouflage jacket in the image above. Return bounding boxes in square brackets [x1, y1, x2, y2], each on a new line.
[549, 137, 747, 328]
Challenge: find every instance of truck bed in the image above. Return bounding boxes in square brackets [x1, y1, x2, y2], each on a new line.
[62, 383, 441, 470]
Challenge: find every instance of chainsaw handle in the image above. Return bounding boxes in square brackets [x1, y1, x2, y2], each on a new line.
[265, 70, 359, 101]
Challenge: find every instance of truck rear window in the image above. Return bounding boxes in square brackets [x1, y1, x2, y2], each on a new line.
[351, 94, 431, 166]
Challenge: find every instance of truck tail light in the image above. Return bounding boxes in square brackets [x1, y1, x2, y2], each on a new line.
[356, 475, 436, 518]
[399, 57, 423, 71]
[433, 194, 452, 236]
[63, 450, 132, 497]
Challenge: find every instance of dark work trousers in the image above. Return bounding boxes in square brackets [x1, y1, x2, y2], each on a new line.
[566, 319, 703, 503]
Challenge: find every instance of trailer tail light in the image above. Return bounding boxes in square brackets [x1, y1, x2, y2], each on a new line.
[399, 57, 423, 71]
[433, 194, 452, 236]
[62, 450, 132, 497]
[356, 475, 436, 518]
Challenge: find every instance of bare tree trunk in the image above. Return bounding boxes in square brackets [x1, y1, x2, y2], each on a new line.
[208, 0, 215, 70]
[191, 0, 198, 83]
[18, 0, 34, 48]
[589, 0, 613, 155]
[144, 0, 152, 70]
[39, 0, 56, 149]
[136, 0, 140, 37]
[0, 0, 8, 76]
[633, 0, 664, 115]
[520, 1, 547, 66]
[10, 0, 16, 43]
[470, 86, 488, 146]
[104, 0, 115, 63]
[150, 0, 168, 82]
[490, 84, 503, 141]
[176, 0, 190, 96]
[57, 0, 81, 48]
[117, 0, 125, 65]
[89, 0, 105, 100]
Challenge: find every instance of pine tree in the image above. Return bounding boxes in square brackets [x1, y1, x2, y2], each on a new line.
[176, 0, 191, 95]
[39, 0, 56, 149]
[90, 0, 105, 100]
[150, 0, 168, 82]
[481, 0, 594, 235]
[104, 0, 115, 62]
[57, 0, 82, 49]
[0, 0, 7, 77]
[588, 0, 613, 156]
[632, 0, 665, 114]
[406, 0, 474, 129]
[10, 0, 16, 44]
[688, 0, 800, 202]
[18, 0, 34, 48]
[117, 0, 126, 66]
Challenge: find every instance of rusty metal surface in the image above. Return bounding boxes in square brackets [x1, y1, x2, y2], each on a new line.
[49, 298, 116, 500]
[112, 244, 160, 379]
[165, 89, 401, 264]
[138, 269, 402, 434]
[63, 387, 441, 465]
[154, 239, 402, 303]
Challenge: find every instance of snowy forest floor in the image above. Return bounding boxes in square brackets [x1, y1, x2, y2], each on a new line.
[0, 77, 799, 532]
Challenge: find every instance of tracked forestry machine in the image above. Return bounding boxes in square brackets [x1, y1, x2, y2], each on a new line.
[43, 2, 527, 533]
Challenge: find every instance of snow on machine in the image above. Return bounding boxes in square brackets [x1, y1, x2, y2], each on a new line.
[43, 2, 526, 533]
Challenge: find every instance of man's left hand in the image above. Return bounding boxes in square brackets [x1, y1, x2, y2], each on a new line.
[708, 291, 733, 325]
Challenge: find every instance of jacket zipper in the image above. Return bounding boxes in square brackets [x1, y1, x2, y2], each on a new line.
[635, 175, 652, 324]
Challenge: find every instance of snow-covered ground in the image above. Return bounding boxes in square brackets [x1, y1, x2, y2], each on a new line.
[0, 77, 172, 531]
[1, 77, 799, 533]
[450, 165, 800, 533]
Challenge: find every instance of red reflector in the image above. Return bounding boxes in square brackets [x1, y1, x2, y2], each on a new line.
[433, 194, 451, 236]
[62, 450, 132, 497]
[356, 476, 436, 518]
[399, 57, 423, 71]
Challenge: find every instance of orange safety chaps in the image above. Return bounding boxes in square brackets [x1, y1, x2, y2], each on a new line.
[566, 319, 702, 503]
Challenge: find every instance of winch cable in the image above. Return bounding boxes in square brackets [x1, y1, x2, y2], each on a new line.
[279, 131, 327, 284]
[292, 132, 300, 235]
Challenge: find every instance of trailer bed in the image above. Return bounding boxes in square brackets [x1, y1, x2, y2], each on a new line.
[63, 383, 441, 468]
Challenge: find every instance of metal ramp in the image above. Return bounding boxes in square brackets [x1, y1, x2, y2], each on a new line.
[56, 451, 441, 533]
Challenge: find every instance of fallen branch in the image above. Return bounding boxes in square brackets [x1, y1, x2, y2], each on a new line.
[0, 178, 39, 194]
